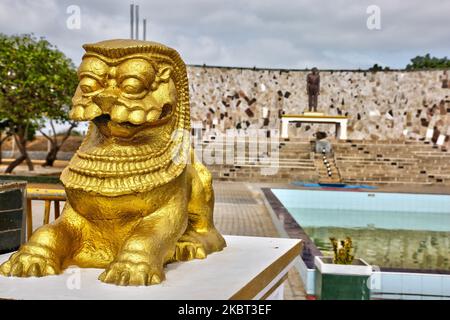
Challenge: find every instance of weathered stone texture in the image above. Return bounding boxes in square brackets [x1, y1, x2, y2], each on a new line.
[188, 66, 450, 146]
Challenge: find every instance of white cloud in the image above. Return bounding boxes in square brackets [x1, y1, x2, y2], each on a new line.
[0, 0, 448, 69]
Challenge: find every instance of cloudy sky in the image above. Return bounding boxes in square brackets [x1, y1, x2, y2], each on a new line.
[0, 0, 449, 69]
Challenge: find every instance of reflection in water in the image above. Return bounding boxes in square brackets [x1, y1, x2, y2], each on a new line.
[305, 226, 450, 271]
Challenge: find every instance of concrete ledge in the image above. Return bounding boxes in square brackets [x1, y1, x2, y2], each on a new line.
[0, 235, 301, 300]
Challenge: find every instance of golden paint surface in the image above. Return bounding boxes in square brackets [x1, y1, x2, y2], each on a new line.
[0, 39, 226, 286]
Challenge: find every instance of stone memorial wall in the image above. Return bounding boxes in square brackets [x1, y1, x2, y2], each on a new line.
[187, 66, 450, 143]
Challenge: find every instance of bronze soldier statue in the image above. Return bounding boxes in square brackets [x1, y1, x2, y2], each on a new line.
[307, 67, 320, 112]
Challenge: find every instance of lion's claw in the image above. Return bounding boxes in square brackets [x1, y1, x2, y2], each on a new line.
[0, 251, 60, 277]
[99, 259, 164, 286]
[174, 240, 207, 261]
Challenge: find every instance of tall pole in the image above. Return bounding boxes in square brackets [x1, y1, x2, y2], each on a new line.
[130, 4, 134, 39]
[135, 5, 139, 40]
[143, 19, 147, 41]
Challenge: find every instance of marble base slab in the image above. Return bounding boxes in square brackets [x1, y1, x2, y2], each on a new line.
[0, 235, 301, 300]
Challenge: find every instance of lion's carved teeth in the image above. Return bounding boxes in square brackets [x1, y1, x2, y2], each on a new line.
[70, 106, 85, 120]
[85, 104, 102, 120]
[128, 109, 146, 125]
[110, 105, 129, 123]
[146, 110, 160, 122]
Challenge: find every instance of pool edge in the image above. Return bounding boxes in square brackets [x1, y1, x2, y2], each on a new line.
[260, 187, 450, 299]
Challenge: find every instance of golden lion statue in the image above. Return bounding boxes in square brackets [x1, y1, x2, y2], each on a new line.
[0, 40, 226, 286]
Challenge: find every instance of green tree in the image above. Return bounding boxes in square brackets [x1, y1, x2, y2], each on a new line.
[369, 63, 390, 72]
[0, 34, 78, 172]
[39, 120, 77, 167]
[406, 54, 450, 70]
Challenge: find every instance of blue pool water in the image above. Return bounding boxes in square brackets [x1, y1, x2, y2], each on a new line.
[272, 189, 450, 271]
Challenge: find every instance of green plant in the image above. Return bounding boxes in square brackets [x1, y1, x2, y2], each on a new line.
[406, 54, 450, 70]
[329, 237, 354, 265]
[369, 63, 390, 72]
[0, 33, 78, 171]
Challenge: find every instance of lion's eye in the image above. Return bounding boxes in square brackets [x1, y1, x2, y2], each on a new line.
[121, 77, 145, 94]
[80, 77, 102, 94]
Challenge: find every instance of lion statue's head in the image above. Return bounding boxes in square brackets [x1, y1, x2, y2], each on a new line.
[61, 40, 191, 196]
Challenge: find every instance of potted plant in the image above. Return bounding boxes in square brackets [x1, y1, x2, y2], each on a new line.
[314, 237, 372, 300]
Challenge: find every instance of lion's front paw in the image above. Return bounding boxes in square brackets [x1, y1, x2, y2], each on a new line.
[174, 228, 226, 262]
[0, 248, 60, 277]
[99, 251, 164, 286]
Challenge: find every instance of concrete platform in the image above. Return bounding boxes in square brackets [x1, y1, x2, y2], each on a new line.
[0, 235, 301, 300]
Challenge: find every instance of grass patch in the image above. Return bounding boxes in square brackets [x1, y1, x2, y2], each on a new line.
[0, 175, 61, 184]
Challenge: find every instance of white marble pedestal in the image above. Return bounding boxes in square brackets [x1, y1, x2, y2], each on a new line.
[0, 235, 301, 300]
[281, 114, 348, 139]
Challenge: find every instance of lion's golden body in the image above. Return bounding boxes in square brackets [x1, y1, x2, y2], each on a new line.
[0, 40, 226, 286]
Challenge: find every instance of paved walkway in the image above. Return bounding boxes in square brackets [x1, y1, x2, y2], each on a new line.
[213, 181, 306, 300]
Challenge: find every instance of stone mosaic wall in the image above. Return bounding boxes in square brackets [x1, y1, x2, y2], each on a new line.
[187, 66, 450, 145]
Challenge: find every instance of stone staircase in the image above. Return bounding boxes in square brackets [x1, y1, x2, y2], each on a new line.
[195, 135, 450, 186]
[334, 140, 450, 185]
[199, 136, 319, 182]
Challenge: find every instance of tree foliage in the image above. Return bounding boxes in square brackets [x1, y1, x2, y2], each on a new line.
[406, 54, 450, 70]
[369, 63, 390, 72]
[0, 33, 78, 172]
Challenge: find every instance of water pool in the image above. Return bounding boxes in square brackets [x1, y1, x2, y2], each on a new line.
[272, 189, 450, 271]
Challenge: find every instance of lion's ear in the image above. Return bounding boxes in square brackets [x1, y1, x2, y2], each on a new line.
[150, 66, 173, 91]
[157, 66, 172, 82]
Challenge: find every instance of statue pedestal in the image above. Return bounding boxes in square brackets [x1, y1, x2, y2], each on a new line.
[303, 112, 325, 117]
[0, 235, 301, 300]
[281, 114, 349, 140]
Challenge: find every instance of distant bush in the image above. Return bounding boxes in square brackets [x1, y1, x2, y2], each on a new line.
[406, 54, 450, 70]
[369, 63, 390, 72]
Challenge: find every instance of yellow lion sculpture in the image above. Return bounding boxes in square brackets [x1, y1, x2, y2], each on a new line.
[0, 39, 226, 286]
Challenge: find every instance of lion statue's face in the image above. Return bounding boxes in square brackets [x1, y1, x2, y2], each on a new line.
[69, 54, 177, 139]
[61, 40, 191, 196]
